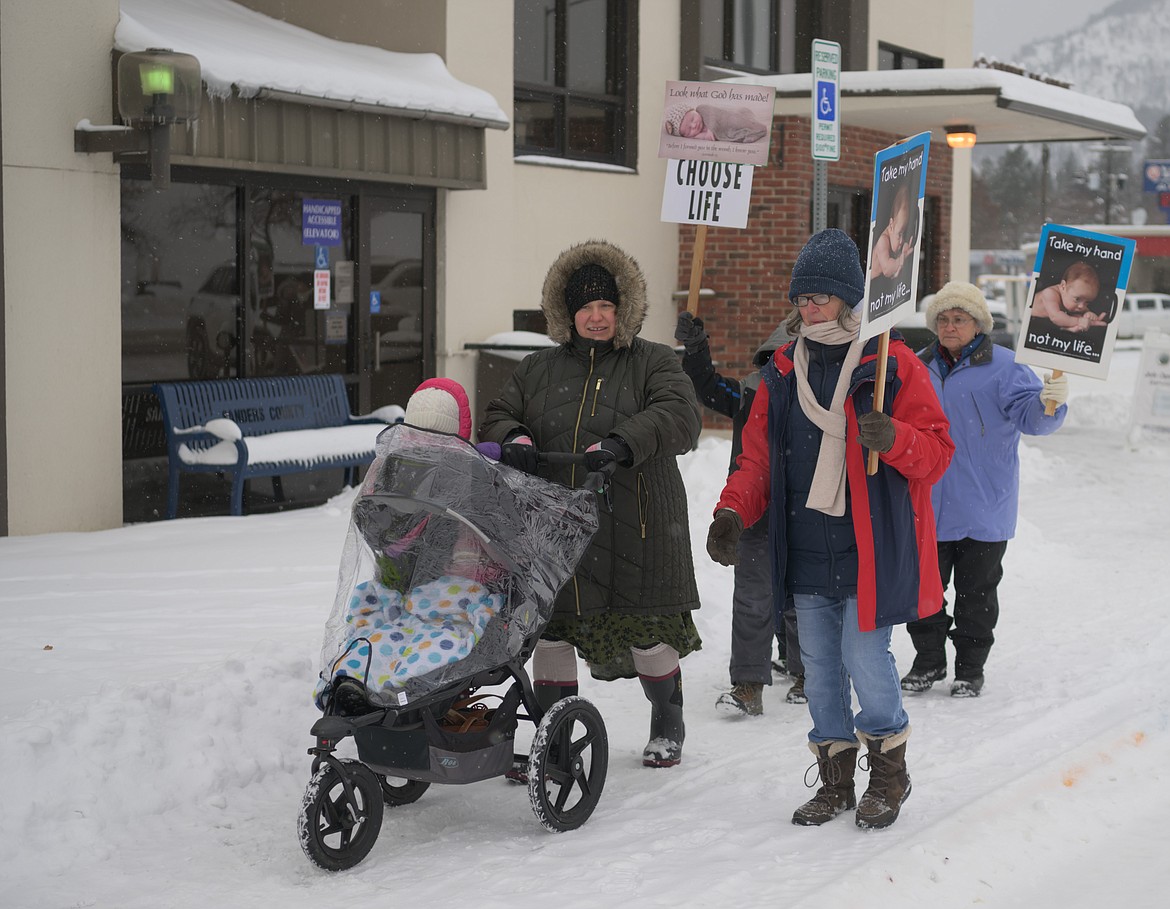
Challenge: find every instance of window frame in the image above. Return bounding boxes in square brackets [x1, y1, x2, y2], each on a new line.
[876, 41, 943, 71]
[513, 0, 638, 167]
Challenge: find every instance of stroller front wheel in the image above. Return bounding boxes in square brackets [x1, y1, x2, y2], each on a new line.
[528, 696, 608, 832]
[298, 759, 384, 871]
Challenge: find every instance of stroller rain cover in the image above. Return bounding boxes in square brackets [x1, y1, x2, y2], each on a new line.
[314, 424, 598, 710]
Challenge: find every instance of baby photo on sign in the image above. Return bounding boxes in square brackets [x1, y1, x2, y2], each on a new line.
[860, 132, 930, 339]
[1015, 224, 1136, 380]
[658, 80, 774, 167]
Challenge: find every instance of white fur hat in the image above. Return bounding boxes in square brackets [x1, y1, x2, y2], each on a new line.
[925, 281, 993, 333]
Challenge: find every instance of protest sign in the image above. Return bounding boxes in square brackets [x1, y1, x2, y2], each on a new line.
[658, 80, 774, 167]
[1014, 224, 1137, 382]
[860, 132, 931, 343]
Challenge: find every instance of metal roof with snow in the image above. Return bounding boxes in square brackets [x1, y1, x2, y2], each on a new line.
[725, 66, 1146, 144]
[113, 0, 509, 188]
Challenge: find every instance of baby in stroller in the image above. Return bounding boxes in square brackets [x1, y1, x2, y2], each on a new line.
[313, 378, 508, 711]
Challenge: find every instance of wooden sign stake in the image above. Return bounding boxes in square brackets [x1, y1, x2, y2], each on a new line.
[866, 331, 891, 476]
[686, 225, 708, 318]
[1044, 369, 1063, 417]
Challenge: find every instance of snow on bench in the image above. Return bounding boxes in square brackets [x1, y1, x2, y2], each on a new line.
[153, 375, 402, 518]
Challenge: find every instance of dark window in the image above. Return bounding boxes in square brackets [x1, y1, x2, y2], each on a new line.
[699, 0, 798, 74]
[514, 0, 636, 165]
[877, 42, 942, 71]
[120, 181, 238, 385]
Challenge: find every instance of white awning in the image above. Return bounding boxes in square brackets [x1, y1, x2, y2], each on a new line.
[116, 0, 509, 130]
[722, 67, 1145, 144]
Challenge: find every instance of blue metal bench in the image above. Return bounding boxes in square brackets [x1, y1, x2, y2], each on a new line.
[153, 375, 400, 518]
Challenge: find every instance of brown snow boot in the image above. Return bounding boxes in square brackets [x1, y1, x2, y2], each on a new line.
[791, 740, 859, 826]
[855, 727, 912, 830]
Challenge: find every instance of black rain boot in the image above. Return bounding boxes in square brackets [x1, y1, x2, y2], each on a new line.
[902, 616, 952, 691]
[792, 741, 859, 826]
[534, 681, 578, 716]
[855, 727, 912, 829]
[640, 670, 685, 767]
[952, 638, 991, 698]
[506, 682, 578, 784]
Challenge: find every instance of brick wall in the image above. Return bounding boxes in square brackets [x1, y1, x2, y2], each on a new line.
[677, 117, 952, 427]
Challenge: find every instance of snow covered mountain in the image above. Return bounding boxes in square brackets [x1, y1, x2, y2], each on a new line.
[1006, 0, 1170, 129]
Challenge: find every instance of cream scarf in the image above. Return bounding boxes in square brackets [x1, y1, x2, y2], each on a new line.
[792, 310, 864, 516]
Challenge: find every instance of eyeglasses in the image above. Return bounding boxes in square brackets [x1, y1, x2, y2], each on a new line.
[792, 293, 833, 308]
[936, 314, 974, 328]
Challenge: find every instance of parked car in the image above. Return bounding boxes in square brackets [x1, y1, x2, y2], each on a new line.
[1112, 292, 1170, 339]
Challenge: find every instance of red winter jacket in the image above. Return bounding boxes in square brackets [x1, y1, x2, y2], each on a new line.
[715, 334, 953, 631]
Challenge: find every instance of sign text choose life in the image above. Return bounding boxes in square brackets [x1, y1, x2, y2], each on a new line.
[660, 159, 754, 229]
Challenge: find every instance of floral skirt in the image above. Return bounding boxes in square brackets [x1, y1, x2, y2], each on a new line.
[544, 611, 702, 681]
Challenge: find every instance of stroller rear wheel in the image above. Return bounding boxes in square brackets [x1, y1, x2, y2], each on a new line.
[298, 759, 384, 871]
[528, 696, 608, 832]
[379, 775, 430, 807]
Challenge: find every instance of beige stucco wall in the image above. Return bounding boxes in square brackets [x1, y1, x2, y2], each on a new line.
[868, 0, 974, 67]
[1, 0, 124, 533]
[442, 0, 682, 412]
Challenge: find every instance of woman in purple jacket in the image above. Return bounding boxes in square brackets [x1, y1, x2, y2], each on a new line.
[902, 282, 1068, 698]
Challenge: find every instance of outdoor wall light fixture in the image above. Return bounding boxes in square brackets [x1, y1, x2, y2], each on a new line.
[945, 125, 977, 149]
[74, 48, 201, 189]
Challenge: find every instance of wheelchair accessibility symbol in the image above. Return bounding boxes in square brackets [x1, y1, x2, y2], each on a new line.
[816, 81, 836, 121]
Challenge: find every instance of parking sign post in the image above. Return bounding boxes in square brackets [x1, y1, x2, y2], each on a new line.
[811, 39, 841, 232]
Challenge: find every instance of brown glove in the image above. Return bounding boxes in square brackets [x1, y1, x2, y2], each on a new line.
[706, 509, 744, 566]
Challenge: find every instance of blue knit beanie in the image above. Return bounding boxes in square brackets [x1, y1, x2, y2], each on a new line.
[788, 228, 865, 308]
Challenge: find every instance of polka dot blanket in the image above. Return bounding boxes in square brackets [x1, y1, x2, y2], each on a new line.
[314, 575, 502, 706]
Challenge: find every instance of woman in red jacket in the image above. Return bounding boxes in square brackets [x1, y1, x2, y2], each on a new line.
[706, 229, 952, 830]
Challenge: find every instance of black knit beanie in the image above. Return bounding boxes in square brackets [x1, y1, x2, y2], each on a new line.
[565, 263, 620, 318]
[788, 228, 866, 308]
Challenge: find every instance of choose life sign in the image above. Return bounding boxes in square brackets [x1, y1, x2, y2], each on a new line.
[812, 39, 841, 162]
[661, 159, 754, 229]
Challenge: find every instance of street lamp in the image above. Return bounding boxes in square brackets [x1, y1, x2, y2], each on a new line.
[74, 48, 201, 189]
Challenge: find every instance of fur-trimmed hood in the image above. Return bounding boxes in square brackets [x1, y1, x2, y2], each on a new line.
[541, 240, 648, 348]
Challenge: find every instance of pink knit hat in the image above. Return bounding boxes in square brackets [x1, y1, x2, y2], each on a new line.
[404, 377, 473, 440]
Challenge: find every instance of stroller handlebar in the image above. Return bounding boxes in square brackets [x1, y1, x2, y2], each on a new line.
[536, 451, 610, 493]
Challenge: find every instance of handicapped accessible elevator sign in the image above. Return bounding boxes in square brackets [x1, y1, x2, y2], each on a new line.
[812, 39, 841, 162]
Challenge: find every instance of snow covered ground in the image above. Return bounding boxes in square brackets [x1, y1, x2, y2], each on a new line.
[2, 344, 1167, 909]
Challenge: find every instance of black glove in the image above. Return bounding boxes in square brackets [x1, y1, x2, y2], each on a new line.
[857, 411, 896, 453]
[500, 435, 539, 474]
[584, 437, 632, 477]
[706, 509, 743, 566]
[674, 312, 708, 354]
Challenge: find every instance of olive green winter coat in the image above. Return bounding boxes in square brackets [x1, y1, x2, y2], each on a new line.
[479, 240, 702, 620]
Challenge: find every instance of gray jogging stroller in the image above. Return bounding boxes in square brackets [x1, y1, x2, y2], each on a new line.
[299, 424, 607, 870]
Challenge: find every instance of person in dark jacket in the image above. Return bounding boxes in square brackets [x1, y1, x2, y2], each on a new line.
[901, 282, 1068, 698]
[705, 229, 954, 830]
[480, 239, 703, 768]
[675, 312, 805, 715]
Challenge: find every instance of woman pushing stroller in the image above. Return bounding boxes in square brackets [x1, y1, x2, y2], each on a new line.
[480, 239, 703, 768]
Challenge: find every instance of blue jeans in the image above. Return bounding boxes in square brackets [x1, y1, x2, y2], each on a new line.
[793, 593, 908, 743]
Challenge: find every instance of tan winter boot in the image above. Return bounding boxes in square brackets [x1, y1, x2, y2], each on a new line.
[791, 740, 859, 826]
[855, 726, 912, 830]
